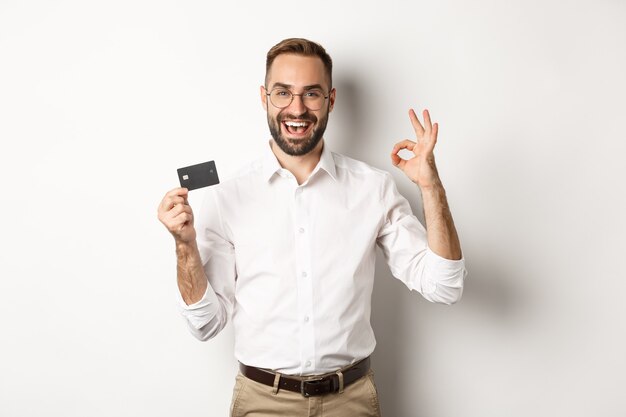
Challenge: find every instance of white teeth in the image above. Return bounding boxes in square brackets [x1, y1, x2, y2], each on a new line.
[284, 121, 309, 127]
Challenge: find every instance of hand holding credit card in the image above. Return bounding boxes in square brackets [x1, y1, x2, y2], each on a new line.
[177, 160, 220, 190]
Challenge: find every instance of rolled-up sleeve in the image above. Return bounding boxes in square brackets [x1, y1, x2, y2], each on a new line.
[178, 186, 236, 340]
[376, 173, 467, 305]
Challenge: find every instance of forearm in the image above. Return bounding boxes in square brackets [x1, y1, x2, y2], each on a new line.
[176, 240, 208, 305]
[420, 181, 462, 260]
[176, 240, 230, 341]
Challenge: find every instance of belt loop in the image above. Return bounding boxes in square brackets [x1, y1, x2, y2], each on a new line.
[272, 372, 281, 395]
[336, 370, 344, 394]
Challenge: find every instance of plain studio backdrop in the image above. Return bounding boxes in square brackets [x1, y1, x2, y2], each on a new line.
[1, 0, 625, 416]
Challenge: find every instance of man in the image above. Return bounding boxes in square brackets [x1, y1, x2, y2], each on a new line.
[157, 38, 466, 417]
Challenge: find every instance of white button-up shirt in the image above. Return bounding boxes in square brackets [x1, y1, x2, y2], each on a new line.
[179, 141, 467, 375]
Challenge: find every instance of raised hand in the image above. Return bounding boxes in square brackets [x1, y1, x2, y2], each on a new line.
[157, 187, 196, 244]
[390, 109, 441, 190]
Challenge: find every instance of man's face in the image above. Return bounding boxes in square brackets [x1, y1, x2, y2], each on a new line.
[262, 54, 335, 156]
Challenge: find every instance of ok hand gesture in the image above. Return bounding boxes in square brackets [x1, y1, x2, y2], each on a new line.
[390, 109, 441, 190]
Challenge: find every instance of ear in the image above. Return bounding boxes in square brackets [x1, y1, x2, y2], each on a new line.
[260, 85, 268, 111]
[328, 88, 336, 113]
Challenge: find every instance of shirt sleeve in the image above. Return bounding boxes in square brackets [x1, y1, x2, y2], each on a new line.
[178, 186, 236, 340]
[376, 173, 467, 305]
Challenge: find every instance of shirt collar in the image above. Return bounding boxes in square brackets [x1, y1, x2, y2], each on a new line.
[262, 141, 283, 182]
[262, 140, 337, 183]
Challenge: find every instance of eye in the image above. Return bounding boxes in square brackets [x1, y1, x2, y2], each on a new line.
[304, 90, 323, 98]
[273, 89, 291, 97]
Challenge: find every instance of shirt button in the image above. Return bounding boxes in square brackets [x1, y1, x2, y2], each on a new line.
[302, 271, 308, 277]
[304, 316, 309, 322]
[305, 361, 312, 367]
[299, 228, 305, 234]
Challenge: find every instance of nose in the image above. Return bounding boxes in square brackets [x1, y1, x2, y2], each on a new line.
[286, 93, 307, 116]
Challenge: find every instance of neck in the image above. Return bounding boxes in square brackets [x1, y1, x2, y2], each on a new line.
[270, 139, 324, 185]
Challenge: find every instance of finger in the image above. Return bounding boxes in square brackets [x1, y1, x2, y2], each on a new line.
[390, 152, 406, 170]
[165, 187, 189, 199]
[391, 139, 416, 155]
[409, 109, 425, 137]
[424, 122, 439, 154]
[172, 211, 193, 225]
[168, 205, 193, 223]
[171, 196, 187, 207]
[423, 109, 432, 132]
[159, 188, 189, 211]
[170, 204, 185, 217]
[160, 196, 186, 212]
[168, 213, 193, 233]
[165, 188, 189, 207]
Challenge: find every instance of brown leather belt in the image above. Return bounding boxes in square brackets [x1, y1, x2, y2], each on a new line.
[239, 357, 370, 397]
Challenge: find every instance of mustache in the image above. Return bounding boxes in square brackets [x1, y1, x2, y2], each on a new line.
[278, 113, 317, 123]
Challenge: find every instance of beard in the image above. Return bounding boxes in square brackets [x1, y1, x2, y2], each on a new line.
[267, 108, 329, 156]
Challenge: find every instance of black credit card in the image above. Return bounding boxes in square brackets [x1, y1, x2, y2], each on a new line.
[177, 160, 220, 191]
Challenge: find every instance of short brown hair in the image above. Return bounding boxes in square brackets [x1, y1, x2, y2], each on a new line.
[265, 38, 333, 88]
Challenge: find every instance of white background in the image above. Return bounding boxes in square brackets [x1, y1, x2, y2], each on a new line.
[1, 1, 625, 416]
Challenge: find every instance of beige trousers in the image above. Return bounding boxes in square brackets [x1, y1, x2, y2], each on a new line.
[230, 369, 382, 417]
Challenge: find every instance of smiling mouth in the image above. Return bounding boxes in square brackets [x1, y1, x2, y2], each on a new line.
[282, 120, 313, 137]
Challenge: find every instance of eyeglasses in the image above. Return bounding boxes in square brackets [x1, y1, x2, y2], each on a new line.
[266, 88, 329, 111]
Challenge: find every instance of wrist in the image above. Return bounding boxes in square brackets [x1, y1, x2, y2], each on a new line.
[417, 179, 444, 194]
[175, 239, 199, 257]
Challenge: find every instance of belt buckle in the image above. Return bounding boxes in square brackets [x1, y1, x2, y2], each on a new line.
[300, 377, 325, 397]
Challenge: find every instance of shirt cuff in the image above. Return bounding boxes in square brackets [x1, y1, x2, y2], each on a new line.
[426, 246, 465, 267]
[421, 247, 467, 295]
[177, 284, 220, 330]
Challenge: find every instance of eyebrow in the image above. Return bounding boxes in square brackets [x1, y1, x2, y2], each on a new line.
[270, 82, 326, 91]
